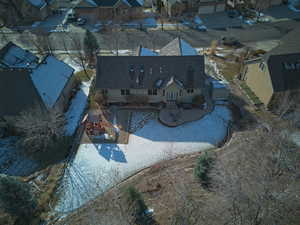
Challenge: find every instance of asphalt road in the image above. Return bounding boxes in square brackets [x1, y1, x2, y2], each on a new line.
[1, 19, 300, 52]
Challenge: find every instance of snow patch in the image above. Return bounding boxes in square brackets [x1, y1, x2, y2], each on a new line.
[55, 106, 231, 213]
[65, 80, 92, 136]
[0, 137, 39, 176]
[30, 55, 74, 108]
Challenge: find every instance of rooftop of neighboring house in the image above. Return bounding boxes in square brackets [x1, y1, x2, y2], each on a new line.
[136, 45, 158, 56]
[96, 55, 205, 89]
[26, 0, 54, 9]
[0, 42, 39, 69]
[30, 55, 74, 108]
[0, 69, 44, 117]
[160, 37, 198, 56]
[80, 0, 144, 7]
[0, 42, 75, 112]
[263, 28, 300, 92]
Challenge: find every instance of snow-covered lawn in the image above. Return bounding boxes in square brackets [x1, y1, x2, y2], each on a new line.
[65, 81, 92, 136]
[55, 105, 231, 213]
[0, 137, 39, 176]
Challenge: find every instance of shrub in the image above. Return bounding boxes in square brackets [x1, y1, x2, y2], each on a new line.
[194, 152, 213, 186]
[192, 95, 205, 107]
[0, 175, 37, 223]
[126, 186, 153, 225]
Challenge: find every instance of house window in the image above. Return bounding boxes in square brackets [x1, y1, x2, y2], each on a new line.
[259, 62, 265, 71]
[121, 89, 130, 95]
[148, 89, 158, 95]
[102, 89, 108, 94]
[187, 89, 194, 94]
[179, 90, 183, 96]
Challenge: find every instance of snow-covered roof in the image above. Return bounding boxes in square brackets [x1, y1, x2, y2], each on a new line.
[30, 55, 74, 108]
[160, 37, 198, 56]
[136, 45, 158, 56]
[210, 78, 228, 89]
[26, 0, 48, 9]
[0, 42, 39, 69]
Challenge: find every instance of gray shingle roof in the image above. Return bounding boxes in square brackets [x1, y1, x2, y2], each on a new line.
[160, 37, 198, 56]
[263, 28, 300, 92]
[0, 69, 45, 117]
[96, 56, 205, 89]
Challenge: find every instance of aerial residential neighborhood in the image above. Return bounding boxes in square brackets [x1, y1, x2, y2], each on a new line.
[0, 0, 299, 225]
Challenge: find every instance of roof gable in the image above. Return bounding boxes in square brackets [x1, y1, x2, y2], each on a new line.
[136, 45, 158, 56]
[160, 37, 198, 56]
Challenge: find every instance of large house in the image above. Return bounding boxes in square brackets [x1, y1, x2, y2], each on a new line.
[0, 42, 75, 117]
[96, 55, 208, 105]
[134, 37, 229, 101]
[74, 0, 144, 22]
[239, 28, 300, 108]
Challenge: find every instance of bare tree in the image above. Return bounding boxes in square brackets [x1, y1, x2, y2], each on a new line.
[209, 128, 300, 225]
[12, 106, 66, 153]
[0, 0, 24, 26]
[31, 29, 54, 56]
[61, 32, 90, 78]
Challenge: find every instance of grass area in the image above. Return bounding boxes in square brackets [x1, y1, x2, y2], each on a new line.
[74, 69, 95, 83]
[240, 82, 262, 105]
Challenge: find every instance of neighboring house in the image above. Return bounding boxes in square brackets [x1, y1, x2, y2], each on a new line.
[0, 42, 75, 117]
[198, 0, 226, 14]
[0, 0, 53, 26]
[240, 28, 300, 108]
[74, 0, 144, 22]
[158, 0, 225, 17]
[96, 56, 208, 105]
[136, 45, 158, 56]
[227, 0, 283, 9]
[160, 37, 198, 56]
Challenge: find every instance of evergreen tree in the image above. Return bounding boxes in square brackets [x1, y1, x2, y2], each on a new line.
[0, 174, 37, 221]
[83, 30, 99, 64]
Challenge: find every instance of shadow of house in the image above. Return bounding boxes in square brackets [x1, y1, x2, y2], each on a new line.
[96, 144, 127, 163]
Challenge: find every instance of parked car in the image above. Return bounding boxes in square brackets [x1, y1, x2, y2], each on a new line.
[75, 18, 87, 26]
[227, 10, 240, 18]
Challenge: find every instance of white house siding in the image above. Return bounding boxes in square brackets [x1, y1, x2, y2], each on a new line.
[105, 88, 202, 104]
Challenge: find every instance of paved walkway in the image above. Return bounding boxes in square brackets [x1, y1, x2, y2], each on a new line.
[159, 88, 214, 127]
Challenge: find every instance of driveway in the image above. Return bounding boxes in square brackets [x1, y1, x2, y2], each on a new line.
[54, 105, 231, 213]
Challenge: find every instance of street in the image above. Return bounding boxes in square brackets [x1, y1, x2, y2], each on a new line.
[0, 10, 300, 52]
